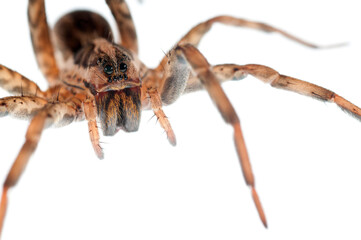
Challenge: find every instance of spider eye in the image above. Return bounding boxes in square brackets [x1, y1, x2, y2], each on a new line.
[119, 62, 127, 72]
[104, 65, 113, 75]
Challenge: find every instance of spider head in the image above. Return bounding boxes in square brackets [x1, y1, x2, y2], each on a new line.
[75, 38, 141, 93]
[76, 39, 142, 136]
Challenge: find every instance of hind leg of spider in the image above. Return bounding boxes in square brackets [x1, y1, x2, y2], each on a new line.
[182, 63, 361, 120]
[106, 0, 139, 54]
[0, 102, 79, 237]
[173, 44, 267, 227]
[28, 0, 59, 86]
[242, 64, 361, 119]
[189, 63, 361, 120]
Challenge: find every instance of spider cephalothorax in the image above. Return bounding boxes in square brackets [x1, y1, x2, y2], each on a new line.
[1, 0, 361, 237]
[54, 10, 142, 136]
[72, 39, 142, 135]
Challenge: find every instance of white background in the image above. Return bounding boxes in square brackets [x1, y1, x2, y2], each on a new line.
[0, 0, 361, 239]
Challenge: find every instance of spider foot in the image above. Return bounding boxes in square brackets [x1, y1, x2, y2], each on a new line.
[94, 144, 104, 160]
[166, 128, 177, 146]
[251, 186, 268, 228]
[0, 186, 9, 238]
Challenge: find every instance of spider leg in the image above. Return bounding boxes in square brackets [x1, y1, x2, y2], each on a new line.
[184, 64, 248, 94]
[148, 89, 176, 145]
[184, 62, 361, 120]
[141, 69, 177, 145]
[179, 15, 340, 48]
[106, 0, 139, 54]
[175, 44, 267, 227]
[84, 99, 104, 159]
[28, 0, 59, 86]
[0, 96, 47, 119]
[0, 102, 79, 236]
[237, 64, 361, 119]
[0, 65, 45, 97]
[187, 63, 361, 120]
[156, 15, 341, 72]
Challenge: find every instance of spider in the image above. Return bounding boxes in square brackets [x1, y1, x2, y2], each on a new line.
[0, 0, 360, 238]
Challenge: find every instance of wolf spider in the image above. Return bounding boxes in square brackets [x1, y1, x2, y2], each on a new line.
[0, 0, 360, 237]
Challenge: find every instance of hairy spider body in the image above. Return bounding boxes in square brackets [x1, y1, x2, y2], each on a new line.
[56, 11, 147, 138]
[54, 10, 143, 136]
[0, 0, 360, 238]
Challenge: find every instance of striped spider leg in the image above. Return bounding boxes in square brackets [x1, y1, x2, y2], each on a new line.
[0, 65, 86, 236]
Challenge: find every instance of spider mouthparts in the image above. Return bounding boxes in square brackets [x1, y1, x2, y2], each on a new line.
[97, 78, 141, 92]
[95, 87, 141, 136]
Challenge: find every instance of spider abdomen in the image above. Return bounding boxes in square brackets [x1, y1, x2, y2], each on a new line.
[53, 10, 114, 62]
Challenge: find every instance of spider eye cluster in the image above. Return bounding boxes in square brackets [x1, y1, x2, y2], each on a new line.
[97, 58, 128, 83]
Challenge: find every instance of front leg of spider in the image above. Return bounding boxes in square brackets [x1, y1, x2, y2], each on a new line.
[175, 44, 267, 227]
[0, 102, 80, 236]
